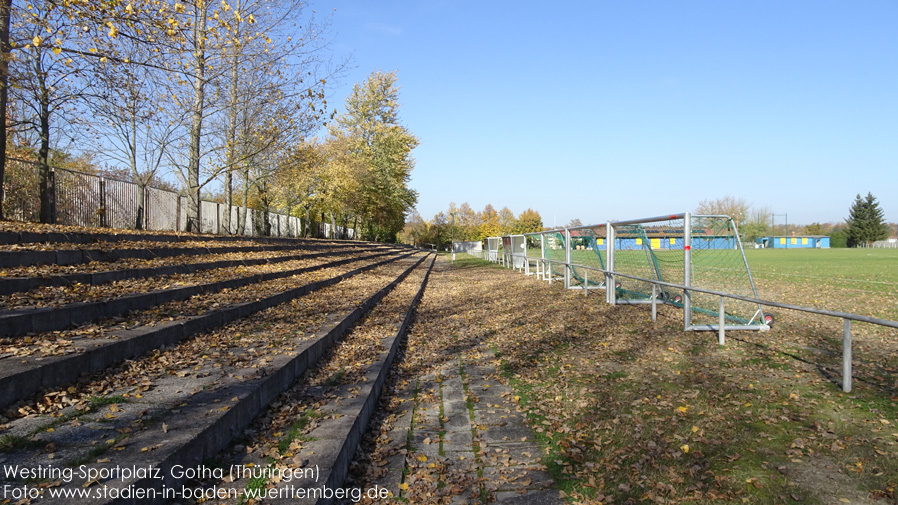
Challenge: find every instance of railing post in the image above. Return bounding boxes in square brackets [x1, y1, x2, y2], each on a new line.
[607, 222, 615, 305]
[584, 268, 588, 296]
[48, 169, 57, 224]
[718, 296, 725, 345]
[683, 212, 692, 331]
[651, 283, 657, 321]
[97, 178, 107, 228]
[842, 319, 852, 392]
[564, 228, 571, 289]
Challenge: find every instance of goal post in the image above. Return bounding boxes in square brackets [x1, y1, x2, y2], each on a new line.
[505, 234, 527, 270]
[607, 213, 769, 331]
[486, 237, 501, 263]
[565, 223, 609, 290]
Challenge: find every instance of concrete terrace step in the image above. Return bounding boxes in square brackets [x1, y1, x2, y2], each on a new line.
[248, 255, 435, 504]
[0, 229, 362, 247]
[0, 250, 402, 338]
[0, 244, 393, 296]
[0, 253, 432, 505]
[0, 241, 390, 269]
[0, 251, 418, 412]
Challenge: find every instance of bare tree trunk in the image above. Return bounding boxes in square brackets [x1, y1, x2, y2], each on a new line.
[186, 1, 207, 233]
[0, 0, 10, 220]
[127, 113, 146, 229]
[36, 57, 54, 224]
[223, 46, 239, 235]
[241, 162, 250, 235]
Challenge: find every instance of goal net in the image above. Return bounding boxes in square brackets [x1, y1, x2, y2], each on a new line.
[609, 214, 767, 330]
[567, 224, 608, 288]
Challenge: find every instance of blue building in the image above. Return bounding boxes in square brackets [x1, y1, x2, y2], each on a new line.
[756, 236, 830, 249]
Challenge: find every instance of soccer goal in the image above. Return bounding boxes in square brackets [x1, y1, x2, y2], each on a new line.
[607, 213, 770, 331]
[502, 234, 528, 270]
[566, 224, 609, 289]
[535, 228, 568, 283]
[486, 237, 501, 263]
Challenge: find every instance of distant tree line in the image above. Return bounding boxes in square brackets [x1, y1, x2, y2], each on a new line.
[696, 194, 893, 248]
[400, 203, 543, 250]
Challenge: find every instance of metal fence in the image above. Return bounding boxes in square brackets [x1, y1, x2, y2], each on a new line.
[469, 212, 898, 393]
[2, 158, 352, 238]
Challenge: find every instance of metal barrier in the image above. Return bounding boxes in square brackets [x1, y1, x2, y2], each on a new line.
[498, 252, 896, 394]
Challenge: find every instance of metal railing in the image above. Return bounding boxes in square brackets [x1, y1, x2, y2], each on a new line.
[483, 249, 897, 393]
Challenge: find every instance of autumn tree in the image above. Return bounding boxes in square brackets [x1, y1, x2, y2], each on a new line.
[845, 192, 888, 247]
[695, 195, 751, 230]
[805, 222, 824, 235]
[8, 1, 92, 223]
[217, 0, 334, 234]
[498, 206, 516, 235]
[0, 0, 10, 219]
[82, 37, 177, 229]
[478, 204, 500, 240]
[515, 208, 543, 234]
[327, 70, 418, 242]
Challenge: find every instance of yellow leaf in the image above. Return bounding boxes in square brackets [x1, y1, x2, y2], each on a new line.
[680, 444, 689, 453]
[416, 455, 427, 462]
[691, 425, 699, 433]
[677, 406, 688, 414]
[32, 36, 42, 47]
[52, 47, 61, 55]
[398, 483, 408, 490]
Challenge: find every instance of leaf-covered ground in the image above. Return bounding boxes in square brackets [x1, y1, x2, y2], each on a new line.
[0, 253, 405, 419]
[0, 255, 425, 475]
[348, 254, 897, 504]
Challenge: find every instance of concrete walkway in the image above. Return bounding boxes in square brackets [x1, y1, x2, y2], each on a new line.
[371, 347, 561, 504]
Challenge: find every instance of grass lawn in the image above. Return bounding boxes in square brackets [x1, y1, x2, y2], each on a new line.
[442, 254, 898, 504]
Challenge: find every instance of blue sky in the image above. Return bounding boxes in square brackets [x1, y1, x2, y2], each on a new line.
[319, 1, 897, 227]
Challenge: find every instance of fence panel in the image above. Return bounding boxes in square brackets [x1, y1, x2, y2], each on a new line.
[146, 187, 178, 231]
[2, 159, 352, 238]
[200, 200, 219, 234]
[3, 158, 41, 222]
[55, 169, 100, 227]
[105, 178, 140, 229]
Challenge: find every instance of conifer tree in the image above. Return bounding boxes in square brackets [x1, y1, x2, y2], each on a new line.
[845, 192, 888, 247]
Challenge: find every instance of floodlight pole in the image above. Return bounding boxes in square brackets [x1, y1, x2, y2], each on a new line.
[772, 213, 787, 248]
